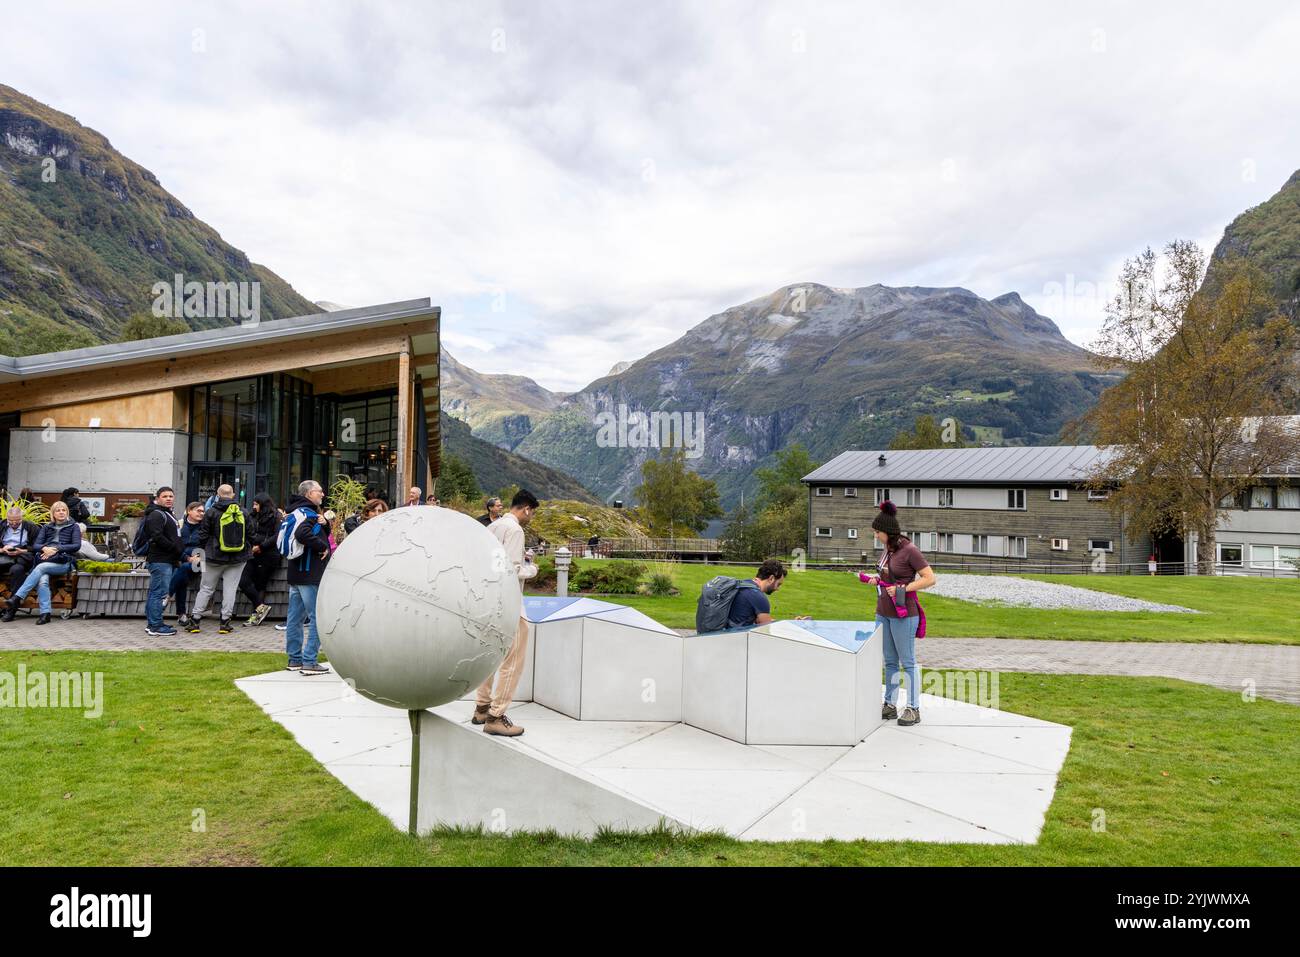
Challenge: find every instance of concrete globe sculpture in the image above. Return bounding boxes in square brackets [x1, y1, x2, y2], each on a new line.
[316, 505, 521, 710]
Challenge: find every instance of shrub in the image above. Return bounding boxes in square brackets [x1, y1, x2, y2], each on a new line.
[114, 502, 146, 519]
[78, 561, 134, 574]
[530, 554, 580, 592]
[570, 560, 646, 595]
[643, 566, 678, 596]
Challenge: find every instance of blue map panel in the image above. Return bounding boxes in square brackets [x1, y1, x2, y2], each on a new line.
[521, 596, 583, 623]
[799, 620, 875, 652]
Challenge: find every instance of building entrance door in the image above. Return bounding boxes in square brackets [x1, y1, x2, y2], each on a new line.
[189, 464, 253, 508]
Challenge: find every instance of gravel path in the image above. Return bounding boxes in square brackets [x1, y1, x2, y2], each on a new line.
[927, 574, 1199, 613]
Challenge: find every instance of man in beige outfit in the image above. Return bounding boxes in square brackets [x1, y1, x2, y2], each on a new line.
[473, 489, 539, 736]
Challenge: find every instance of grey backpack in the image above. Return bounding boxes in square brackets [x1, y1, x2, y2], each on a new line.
[695, 576, 757, 633]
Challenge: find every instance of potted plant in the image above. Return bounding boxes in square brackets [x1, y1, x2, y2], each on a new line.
[113, 501, 147, 542]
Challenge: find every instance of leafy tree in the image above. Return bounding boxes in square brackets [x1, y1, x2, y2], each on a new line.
[1069, 242, 1300, 574]
[754, 443, 818, 511]
[889, 414, 966, 449]
[755, 498, 806, 557]
[635, 448, 722, 537]
[722, 500, 765, 561]
[117, 311, 191, 342]
[435, 453, 480, 503]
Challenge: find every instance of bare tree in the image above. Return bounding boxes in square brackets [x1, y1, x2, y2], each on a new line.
[1069, 241, 1300, 574]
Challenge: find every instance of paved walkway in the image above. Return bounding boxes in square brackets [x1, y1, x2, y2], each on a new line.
[1, 617, 1296, 704]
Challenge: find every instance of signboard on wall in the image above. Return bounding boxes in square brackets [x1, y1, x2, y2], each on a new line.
[82, 496, 107, 518]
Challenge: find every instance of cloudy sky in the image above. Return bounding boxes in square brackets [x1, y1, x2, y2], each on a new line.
[8, 1, 1300, 390]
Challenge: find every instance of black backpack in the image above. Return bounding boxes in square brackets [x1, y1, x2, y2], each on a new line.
[695, 576, 759, 633]
[131, 515, 153, 556]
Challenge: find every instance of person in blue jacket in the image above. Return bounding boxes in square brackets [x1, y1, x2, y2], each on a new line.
[2, 500, 81, 624]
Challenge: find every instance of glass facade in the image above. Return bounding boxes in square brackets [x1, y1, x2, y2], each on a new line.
[188, 374, 398, 508]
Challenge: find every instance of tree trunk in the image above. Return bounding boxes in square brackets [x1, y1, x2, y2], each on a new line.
[1195, 517, 1217, 576]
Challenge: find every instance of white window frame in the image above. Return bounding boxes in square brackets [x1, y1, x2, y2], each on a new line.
[847, 528, 858, 539]
[815, 486, 832, 497]
[1087, 539, 1113, 553]
[1087, 489, 1110, 501]
[971, 534, 990, 555]
[1050, 537, 1069, 551]
[905, 487, 922, 507]
[843, 486, 858, 497]
[937, 533, 954, 552]
[938, 488, 954, 508]
[875, 487, 891, 505]
[1007, 488, 1026, 510]
[1217, 542, 1243, 567]
[1005, 536, 1027, 558]
[1050, 488, 1068, 501]
[814, 526, 833, 537]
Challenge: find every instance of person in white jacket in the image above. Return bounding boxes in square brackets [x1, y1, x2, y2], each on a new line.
[473, 489, 540, 735]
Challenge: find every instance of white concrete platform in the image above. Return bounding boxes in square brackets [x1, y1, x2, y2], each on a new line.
[236, 669, 1072, 844]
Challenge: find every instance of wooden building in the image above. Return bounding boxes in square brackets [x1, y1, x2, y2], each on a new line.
[0, 299, 440, 513]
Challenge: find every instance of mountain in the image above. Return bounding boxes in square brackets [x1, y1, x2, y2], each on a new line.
[439, 346, 565, 448]
[441, 414, 598, 503]
[0, 84, 316, 352]
[1204, 168, 1300, 320]
[513, 283, 1114, 506]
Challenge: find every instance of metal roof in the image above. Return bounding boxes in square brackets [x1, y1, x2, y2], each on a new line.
[803, 445, 1117, 485]
[0, 298, 438, 382]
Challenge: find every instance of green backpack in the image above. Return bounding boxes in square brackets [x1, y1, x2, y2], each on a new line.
[218, 504, 247, 553]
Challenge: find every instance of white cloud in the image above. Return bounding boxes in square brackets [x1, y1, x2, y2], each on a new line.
[6, 0, 1300, 391]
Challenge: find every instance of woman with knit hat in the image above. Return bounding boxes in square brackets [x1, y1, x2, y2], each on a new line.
[862, 500, 936, 726]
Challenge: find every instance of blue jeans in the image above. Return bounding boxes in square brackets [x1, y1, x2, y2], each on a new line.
[146, 561, 175, 630]
[14, 561, 73, 614]
[877, 614, 921, 709]
[286, 584, 320, 666]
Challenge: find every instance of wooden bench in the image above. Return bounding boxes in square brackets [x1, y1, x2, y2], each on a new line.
[0, 569, 79, 618]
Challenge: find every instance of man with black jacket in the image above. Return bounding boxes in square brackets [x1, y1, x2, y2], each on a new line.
[185, 484, 252, 635]
[0, 506, 41, 598]
[142, 487, 183, 637]
[283, 480, 332, 675]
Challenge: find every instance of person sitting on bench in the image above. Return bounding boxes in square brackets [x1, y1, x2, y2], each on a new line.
[0, 506, 41, 598]
[2, 501, 81, 624]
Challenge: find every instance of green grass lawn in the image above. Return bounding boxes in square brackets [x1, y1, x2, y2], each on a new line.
[2, 651, 1297, 866]
[566, 563, 1300, 644]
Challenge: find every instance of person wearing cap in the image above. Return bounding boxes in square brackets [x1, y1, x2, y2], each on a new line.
[866, 500, 935, 727]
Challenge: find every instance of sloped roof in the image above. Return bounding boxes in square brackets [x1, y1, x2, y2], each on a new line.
[803, 445, 1116, 484]
[0, 299, 438, 381]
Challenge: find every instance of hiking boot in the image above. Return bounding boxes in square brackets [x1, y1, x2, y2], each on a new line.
[249, 603, 271, 626]
[882, 702, 898, 720]
[471, 703, 491, 725]
[483, 713, 524, 736]
[184, 618, 201, 634]
[1, 607, 15, 623]
[36, 613, 51, 625]
[898, 706, 921, 727]
[176, 614, 191, 629]
[300, 662, 331, 676]
[218, 619, 234, 634]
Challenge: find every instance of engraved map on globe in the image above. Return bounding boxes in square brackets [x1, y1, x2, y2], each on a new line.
[316, 506, 522, 710]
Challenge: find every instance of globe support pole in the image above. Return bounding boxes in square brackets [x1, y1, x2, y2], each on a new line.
[408, 709, 421, 836]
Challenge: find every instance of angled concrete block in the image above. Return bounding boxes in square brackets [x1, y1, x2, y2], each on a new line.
[526, 598, 682, 721]
[685, 620, 883, 747]
[416, 710, 687, 836]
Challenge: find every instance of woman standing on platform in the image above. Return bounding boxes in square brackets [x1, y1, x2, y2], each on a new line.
[861, 500, 936, 727]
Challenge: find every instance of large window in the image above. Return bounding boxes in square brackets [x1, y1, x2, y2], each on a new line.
[1251, 544, 1300, 570]
[905, 488, 922, 506]
[1217, 543, 1243, 567]
[1250, 487, 1274, 509]
[1279, 485, 1300, 509]
[1007, 488, 1025, 510]
[875, 487, 891, 505]
[1006, 536, 1027, 558]
[938, 488, 954, 508]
